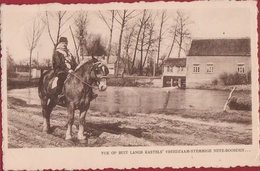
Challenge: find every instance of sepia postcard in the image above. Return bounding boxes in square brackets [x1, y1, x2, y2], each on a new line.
[1, 1, 259, 170]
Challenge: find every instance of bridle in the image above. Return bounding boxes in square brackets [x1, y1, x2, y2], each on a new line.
[67, 61, 107, 88]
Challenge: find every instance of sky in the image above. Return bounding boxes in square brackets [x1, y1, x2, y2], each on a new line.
[2, 2, 255, 64]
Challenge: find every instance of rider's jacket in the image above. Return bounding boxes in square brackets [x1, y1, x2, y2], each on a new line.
[52, 42, 77, 75]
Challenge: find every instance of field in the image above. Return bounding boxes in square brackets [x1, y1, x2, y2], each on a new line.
[7, 95, 252, 148]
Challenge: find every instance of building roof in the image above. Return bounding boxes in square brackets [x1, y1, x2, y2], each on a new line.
[187, 38, 250, 56]
[163, 58, 186, 67]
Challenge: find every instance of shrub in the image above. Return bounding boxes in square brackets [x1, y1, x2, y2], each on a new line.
[219, 72, 248, 85]
[247, 71, 251, 84]
[228, 96, 251, 111]
[212, 79, 218, 85]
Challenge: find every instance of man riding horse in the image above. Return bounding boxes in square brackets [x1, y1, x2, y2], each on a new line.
[53, 37, 97, 102]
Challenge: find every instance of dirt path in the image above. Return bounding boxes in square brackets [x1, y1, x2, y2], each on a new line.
[7, 96, 252, 148]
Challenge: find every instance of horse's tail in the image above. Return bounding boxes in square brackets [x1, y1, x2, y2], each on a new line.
[38, 70, 51, 99]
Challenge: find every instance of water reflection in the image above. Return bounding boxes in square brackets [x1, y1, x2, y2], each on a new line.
[88, 87, 230, 113]
[8, 87, 231, 113]
[8, 87, 40, 105]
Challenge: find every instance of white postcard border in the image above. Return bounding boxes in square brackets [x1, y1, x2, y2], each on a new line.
[1, 1, 259, 170]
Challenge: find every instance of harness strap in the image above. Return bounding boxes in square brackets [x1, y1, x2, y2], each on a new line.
[65, 72, 95, 88]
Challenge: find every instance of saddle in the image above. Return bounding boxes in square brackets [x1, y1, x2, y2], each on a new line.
[51, 77, 59, 89]
[47, 76, 66, 106]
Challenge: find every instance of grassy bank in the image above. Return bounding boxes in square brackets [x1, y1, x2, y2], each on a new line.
[106, 77, 137, 86]
[106, 76, 157, 87]
[191, 84, 251, 92]
[155, 108, 251, 125]
[8, 95, 252, 147]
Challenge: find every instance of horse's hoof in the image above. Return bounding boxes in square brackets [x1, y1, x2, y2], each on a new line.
[79, 138, 88, 144]
[65, 135, 72, 140]
[78, 134, 87, 140]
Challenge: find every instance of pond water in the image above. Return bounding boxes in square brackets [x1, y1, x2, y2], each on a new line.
[7, 86, 235, 113]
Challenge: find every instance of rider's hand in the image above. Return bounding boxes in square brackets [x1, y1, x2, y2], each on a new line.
[68, 69, 73, 73]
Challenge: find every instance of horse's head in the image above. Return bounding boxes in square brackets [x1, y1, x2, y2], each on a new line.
[90, 56, 109, 91]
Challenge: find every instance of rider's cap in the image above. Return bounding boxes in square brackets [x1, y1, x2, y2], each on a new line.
[59, 37, 68, 43]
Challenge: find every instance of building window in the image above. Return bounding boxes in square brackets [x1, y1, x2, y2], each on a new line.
[237, 63, 245, 74]
[178, 67, 183, 72]
[206, 63, 214, 73]
[193, 64, 200, 73]
[169, 66, 173, 72]
[167, 66, 170, 72]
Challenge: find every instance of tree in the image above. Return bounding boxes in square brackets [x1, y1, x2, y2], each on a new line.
[114, 9, 136, 77]
[131, 9, 150, 74]
[42, 58, 51, 67]
[167, 14, 179, 58]
[175, 11, 192, 57]
[141, 17, 157, 75]
[85, 34, 106, 56]
[32, 59, 39, 67]
[73, 11, 88, 62]
[123, 24, 136, 74]
[6, 48, 16, 78]
[156, 10, 168, 70]
[26, 14, 45, 81]
[139, 17, 148, 75]
[98, 10, 116, 63]
[45, 11, 75, 48]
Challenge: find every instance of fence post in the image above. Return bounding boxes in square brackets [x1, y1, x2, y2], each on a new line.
[223, 86, 236, 112]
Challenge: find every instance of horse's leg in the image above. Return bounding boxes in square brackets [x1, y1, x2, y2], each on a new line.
[42, 98, 56, 133]
[78, 104, 89, 140]
[66, 102, 75, 140]
[45, 99, 56, 132]
[41, 97, 50, 132]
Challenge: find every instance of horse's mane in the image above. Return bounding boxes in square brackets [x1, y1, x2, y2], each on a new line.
[74, 58, 93, 72]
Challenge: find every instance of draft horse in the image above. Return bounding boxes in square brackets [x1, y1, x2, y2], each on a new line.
[38, 56, 109, 141]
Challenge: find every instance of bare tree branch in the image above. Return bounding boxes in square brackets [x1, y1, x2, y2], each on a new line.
[25, 14, 45, 81]
[131, 9, 150, 74]
[97, 10, 116, 62]
[175, 11, 192, 57]
[73, 11, 89, 60]
[156, 10, 168, 70]
[45, 11, 75, 48]
[60, 11, 77, 28]
[45, 12, 55, 46]
[98, 10, 111, 29]
[115, 9, 136, 76]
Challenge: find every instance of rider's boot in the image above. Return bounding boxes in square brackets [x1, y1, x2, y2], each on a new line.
[56, 76, 65, 104]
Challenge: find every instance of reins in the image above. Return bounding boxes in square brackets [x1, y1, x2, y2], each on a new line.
[67, 72, 95, 88]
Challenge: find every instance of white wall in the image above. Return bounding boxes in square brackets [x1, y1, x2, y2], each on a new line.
[186, 56, 251, 88]
[163, 66, 186, 77]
